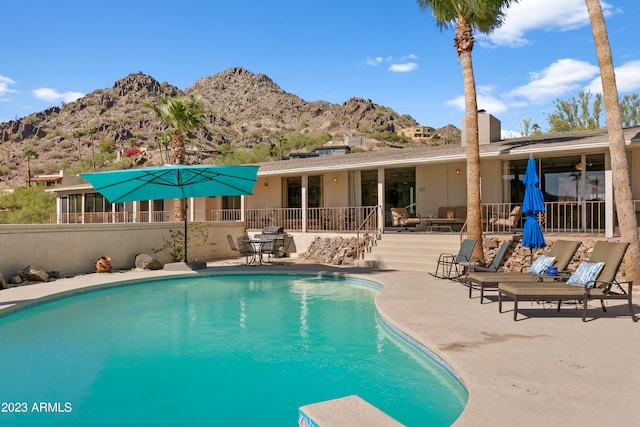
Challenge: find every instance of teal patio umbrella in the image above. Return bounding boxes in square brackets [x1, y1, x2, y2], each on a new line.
[81, 164, 259, 262]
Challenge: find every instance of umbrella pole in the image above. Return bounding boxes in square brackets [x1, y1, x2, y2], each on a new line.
[183, 198, 188, 263]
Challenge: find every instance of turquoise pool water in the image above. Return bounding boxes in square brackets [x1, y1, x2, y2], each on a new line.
[0, 274, 467, 426]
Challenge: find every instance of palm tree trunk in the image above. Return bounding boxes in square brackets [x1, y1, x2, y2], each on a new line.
[458, 17, 484, 261]
[172, 130, 186, 222]
[585, 0, 640, 288]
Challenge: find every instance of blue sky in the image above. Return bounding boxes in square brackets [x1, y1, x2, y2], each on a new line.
[1, 0, 639, 136]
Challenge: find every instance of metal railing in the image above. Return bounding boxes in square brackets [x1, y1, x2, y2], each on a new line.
[50, 201, 621, 235]
[245, 208, 303, 231]
[244, 206, 378, 232]
[356, 206, 380, 259]
[480, 201, 607, 234]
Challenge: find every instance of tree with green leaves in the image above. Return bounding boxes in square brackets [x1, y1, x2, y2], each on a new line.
[144, 95, 206, 221]
[620, 93, 640, 126]
[416, 0, 519, 261]
[0, 187, 56, 224]
[547, 90, 603, 133]
[585, 0, 640, 289]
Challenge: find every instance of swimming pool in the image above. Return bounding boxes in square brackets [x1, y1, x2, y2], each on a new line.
[0, 273, 467, 426]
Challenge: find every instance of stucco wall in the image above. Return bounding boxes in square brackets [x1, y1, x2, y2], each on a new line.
[324, 172, 349, 206]
[416, 162, 467, 216]
[0, 222, 246, 279]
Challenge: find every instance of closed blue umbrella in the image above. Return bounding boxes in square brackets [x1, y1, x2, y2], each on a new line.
[521, 156, 546, 253]
[81, 164, 258, 263]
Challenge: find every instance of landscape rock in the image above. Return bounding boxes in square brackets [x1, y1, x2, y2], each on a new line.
[300, 234, 376, 266]
[17, 266, 49, 282]
[0, 273, 7, 289]
[135, 253, 163, 270]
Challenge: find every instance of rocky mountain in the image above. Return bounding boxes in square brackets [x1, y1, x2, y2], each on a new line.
[0, 67, 459, 189]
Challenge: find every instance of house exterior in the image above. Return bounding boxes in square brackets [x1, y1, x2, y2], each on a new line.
[47, 113, 640, 239]
[397, 126, 438, 140]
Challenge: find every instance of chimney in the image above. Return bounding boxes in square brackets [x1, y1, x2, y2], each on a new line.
[461, 111, 501, 146]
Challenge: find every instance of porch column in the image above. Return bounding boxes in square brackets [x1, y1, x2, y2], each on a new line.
[377, 167, 384, 235]
[241, 195, 246, 222]
[148, 200, 152, 223]
[302, 175, 308, 233]
[81, 193, 86, 224]
[132, 201, 138, 223]
[56, 196, 62, 224]
[605, 170, 614, 238]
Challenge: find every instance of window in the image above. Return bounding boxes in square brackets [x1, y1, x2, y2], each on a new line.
[308, 175, 323, 208]
[283, 177, 302, 208]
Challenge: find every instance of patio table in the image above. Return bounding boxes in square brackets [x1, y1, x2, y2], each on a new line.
[426, 218, 459, 232]
[248, 238, 273, 265]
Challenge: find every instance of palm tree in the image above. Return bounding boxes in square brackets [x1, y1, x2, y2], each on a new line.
[23, 147, 38, 187]
[416, 0, 519, 260]
[145, 95, 206, 221]
[585, 0, 640, 287]
[86, 126, 98, 171]
[72, 129, 85, 171]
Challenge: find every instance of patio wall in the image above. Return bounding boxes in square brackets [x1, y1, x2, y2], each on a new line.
[0, 222, 246, 279]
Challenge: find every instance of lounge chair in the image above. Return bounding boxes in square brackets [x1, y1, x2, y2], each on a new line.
[462, 241, 511, 274]
[391, 207, 421, 231]
[465, 240, 581, 303]
[498, 241, 637, 322]
[430, 239, 477, 279]
[489, 205, 522, 232]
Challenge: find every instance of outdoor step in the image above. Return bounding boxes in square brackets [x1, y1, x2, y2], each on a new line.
[360, 233, 463, 272]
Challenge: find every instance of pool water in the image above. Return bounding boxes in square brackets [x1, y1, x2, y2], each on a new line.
[0, 274, 467, 426]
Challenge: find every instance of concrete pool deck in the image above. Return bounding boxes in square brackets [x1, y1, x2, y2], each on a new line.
[1, 259, 638, 426]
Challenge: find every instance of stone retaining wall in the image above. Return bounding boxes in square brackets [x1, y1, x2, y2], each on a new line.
[484, 237, 627, 281]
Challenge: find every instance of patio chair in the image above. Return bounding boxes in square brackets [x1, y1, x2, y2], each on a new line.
[391, 207, 421, 232]
[489, 205, 522, 232]
[461, 241, 511, 274]
[465, 240, 581, 303]
[498, 241, 637, 322]
[430, 239, 477, 279]
[236, 236, 257, 265]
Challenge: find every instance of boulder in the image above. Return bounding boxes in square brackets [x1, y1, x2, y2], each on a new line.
[135, 253, 163, 270]
[17, 266, 49, 282]
[0, 273, 7, 289]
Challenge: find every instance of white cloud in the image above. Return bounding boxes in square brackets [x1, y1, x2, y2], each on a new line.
[0, 75, 18, 97]
[481, 0, 614, 47]
[389, 62, 418, 73]
[366, 57, 384, 66]
[366, 54, 419, 73]
[507, 58, 599, 103]
[33, 87, 84, 103]
[585, 60, 640, 94]
[446, 86, 508, 115]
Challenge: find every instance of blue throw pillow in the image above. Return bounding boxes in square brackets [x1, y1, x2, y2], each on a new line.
[528, 255, 556, 275]
[566, 261, 605, 288]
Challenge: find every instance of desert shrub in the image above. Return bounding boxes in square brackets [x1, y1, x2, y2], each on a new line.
[0, 187, 56, 224]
